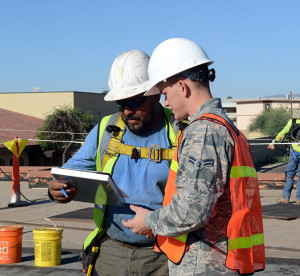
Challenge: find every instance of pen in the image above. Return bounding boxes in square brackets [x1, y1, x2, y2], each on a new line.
[61, 175, 69, 198]
[61, 188, 69, 198]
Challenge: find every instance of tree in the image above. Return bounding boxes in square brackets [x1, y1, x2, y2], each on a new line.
[36, 106, 94, 163]
[248, 107, 290, 137]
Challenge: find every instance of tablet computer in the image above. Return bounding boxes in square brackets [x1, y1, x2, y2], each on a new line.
[51, 167, 126, 206]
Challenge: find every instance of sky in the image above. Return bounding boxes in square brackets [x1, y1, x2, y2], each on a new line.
[1, 0, 299, 99]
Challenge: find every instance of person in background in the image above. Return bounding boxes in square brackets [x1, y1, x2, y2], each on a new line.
[48, 50, 185, 276]
[123, 38, 265, 275]
[268, 116, 300, 204]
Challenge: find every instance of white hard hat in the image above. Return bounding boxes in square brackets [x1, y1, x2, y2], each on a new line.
[104, 50, 151, 101]
[145, 38, 213, 96]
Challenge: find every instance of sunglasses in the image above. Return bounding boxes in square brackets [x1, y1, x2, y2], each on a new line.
[116, 96, 147, 109]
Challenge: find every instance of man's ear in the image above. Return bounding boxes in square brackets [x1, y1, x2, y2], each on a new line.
[178, 80, 191, 98]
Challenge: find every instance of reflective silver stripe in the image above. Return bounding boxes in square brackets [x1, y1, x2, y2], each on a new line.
[95, 203, 105, 210]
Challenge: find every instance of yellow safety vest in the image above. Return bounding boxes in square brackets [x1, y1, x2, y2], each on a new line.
[83, 108, 186, 251]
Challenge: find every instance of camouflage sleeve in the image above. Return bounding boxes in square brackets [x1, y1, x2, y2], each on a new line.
[145, 119, 234, 237]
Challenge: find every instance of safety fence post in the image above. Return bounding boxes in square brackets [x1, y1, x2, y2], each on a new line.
[7, 137, 29, 207]
[10, 137, 20, 203]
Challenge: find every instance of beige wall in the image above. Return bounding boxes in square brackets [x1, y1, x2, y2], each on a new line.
[0, 92, 118, 122]
[236, 102, 264, 115]
[271, 102, 300, 109]
[236, 102, 264, 132]
[0, 92, 74, 119]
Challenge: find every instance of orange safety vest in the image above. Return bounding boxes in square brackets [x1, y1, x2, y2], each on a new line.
[155, 113, 265, 275]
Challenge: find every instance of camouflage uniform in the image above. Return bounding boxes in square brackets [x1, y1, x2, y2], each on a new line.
[145, 98, 237, 275]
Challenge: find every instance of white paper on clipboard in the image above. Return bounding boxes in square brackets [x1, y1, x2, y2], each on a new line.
[51, 167, 127, 206]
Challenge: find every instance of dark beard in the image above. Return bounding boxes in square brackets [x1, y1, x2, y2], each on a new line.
[123, 113, 156, 135]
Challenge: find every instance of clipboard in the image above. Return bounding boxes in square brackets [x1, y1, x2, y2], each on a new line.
[51, 167, 126, 206]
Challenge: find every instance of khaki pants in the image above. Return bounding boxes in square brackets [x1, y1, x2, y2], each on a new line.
[92, 238, 168, 276]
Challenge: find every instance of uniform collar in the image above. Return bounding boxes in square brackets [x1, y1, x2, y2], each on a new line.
[190, 98, 222, 122]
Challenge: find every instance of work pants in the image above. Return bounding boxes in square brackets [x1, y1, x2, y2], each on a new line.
[282, 150, 300, 200]
[92, 238, 168, 276]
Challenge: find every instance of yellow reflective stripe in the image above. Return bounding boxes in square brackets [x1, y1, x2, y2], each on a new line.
[93, 207, 105, 228]
[96, 115, 112, 171]
[170, 159, 178, 172]
[165, 115, 176, 145]
[84, 228, 99, 250]
[230, 166, 257, 178]
[103, 155, 118, 173]
[228, 233, 264, 251]
[174, 233, 188, 243]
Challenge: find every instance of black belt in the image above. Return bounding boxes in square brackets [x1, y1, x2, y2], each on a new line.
[108, 236, 153, 250]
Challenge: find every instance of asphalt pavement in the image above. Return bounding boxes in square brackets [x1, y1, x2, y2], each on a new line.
[0, 180, 93, 275]
[0, 163, 299, 275]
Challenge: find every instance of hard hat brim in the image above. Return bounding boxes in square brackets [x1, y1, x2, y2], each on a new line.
[144, 85, 160, 96]
[105, 80, 152, 101]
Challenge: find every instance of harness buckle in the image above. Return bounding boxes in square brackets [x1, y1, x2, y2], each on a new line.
[148, 144, 162, 163]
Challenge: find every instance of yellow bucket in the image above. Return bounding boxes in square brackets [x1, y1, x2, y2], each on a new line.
[33, 227, 63, 266]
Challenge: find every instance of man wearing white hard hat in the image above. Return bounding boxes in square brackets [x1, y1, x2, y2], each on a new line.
[123, 38, 265, 275]
[49, 50, 186, 275]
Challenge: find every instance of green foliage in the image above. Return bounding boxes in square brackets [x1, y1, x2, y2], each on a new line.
[248, 107, 291, 137]
[270, 155, 289, 164]
[36, 106, 94, 151]
[72, 108, 94, 133]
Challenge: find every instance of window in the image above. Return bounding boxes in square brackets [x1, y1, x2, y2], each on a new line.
[265, 103, 271, 110]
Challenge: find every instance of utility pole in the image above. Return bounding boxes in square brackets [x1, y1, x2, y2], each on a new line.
[290, 90, 293, 117]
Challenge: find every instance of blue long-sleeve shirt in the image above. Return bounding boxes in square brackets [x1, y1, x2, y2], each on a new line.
[63, 118, 171, 244]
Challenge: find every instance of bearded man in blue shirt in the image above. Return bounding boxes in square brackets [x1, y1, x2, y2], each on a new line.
[48, 50, 184, 276]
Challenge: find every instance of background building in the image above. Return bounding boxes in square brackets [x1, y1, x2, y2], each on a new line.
[236, 98, 300, 138]
[0, 91, 118, 166]
[0, 91, 118, 123]
[222, 95, 300, 138]
[1, 91, 299, 166]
